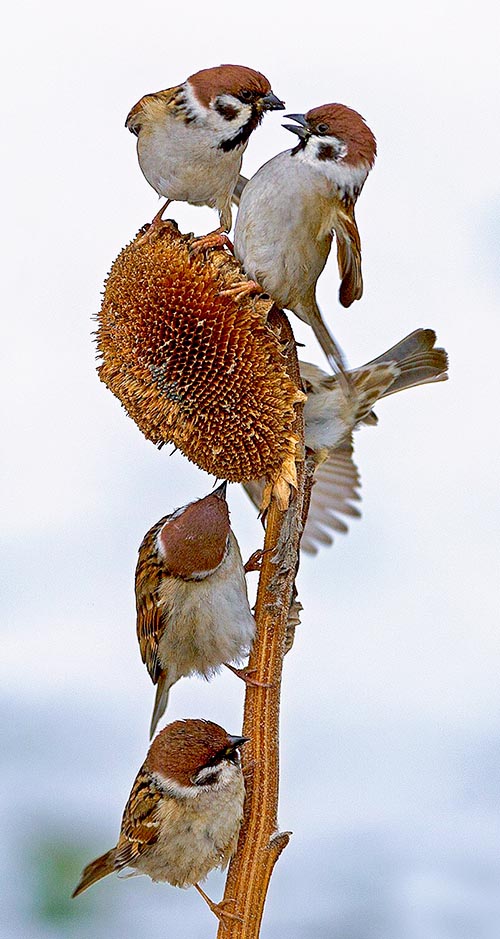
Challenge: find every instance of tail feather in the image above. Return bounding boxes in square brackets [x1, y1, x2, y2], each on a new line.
[350, 364, 400, 423]
[296, 298, 349, 389]
[361, 329, 448, 397]
[232, 174, 249, 207]
[150, 671, 176, 740]
[72, 848, 116, 898]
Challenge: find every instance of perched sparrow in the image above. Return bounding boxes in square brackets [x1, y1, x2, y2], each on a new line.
[73, 719, 247, 921]
[244, 329, 448, 553]
[135, 481, 256, 738]
[126, 64, 284, 239]
[234, 103, 376, 375]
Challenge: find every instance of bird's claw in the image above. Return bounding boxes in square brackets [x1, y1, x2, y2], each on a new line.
[243, 548, 267, 573]
[135, 218, 176, 247]
[219, 279, 263, 298]
[195, 884, 243, 925]
[225, 663, 272, 688]
[190, 231, 234, 255]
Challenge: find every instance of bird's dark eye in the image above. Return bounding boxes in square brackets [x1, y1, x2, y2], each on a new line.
[317, 123, 329, 134]
[240, 89, 253, 101]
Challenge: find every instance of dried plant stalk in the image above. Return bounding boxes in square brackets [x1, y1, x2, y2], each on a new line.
[217, 309, 310, 939]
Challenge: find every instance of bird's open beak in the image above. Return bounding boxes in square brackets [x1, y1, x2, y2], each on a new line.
[261, 91, 286, 111]
[282, 113, 309, 139]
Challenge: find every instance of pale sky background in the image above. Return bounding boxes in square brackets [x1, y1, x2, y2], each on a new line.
[1, 1, 500, 937]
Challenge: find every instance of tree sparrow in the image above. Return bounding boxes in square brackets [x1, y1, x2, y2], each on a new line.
[135, 481, 256, 738]
[233, 103, 376, 376]
[244, 329, 448, 553]
[126, 64, 284, 239]
[73, 719, 247, 922]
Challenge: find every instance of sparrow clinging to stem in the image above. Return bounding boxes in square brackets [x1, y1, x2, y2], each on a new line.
[234, 103, 376, 377]
[126, 64, 284, 242]
[135, 481, 256, 738]
[72, 719, 247, 924]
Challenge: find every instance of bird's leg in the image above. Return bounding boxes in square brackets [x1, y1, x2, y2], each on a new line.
[225, 663, 272, 688]
[219, 278, 264, 298]
[136, 200, 173, 245]
[194, 883, 243, 925]
[190, 227, 234, 255]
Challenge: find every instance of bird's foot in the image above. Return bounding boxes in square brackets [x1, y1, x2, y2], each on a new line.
[225, 663, 272, 688]
[219, 278, 263, 298]
[190, 228, 234, 255]
[136, 202, 174, 246]
[194, 884, 243, 925]
[243, 548, 267, 573]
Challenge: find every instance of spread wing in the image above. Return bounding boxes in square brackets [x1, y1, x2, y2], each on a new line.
[125, 85, 183, 135]
[334, 201, 363, 307]
[242, 441, 361, 556]
[114, 770, 162, 869]
[300, 439, 361, 555]
[135, 520, 169, 684]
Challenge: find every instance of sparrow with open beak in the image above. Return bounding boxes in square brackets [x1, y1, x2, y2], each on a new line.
[126, 64, 284, 242]
[244, 329, 448, 553]
[135, 482, 256, 738]
[73, 720, 247, 923]
[234, 103, 376, 376]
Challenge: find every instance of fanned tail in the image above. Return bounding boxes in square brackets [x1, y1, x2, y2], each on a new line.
[72, 848, 116, 898]
[362, 329, 449, 396]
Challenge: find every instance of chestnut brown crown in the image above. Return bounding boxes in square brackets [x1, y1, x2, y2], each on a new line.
[146, 719, 245, 786]
[188, 64, 272, 108]
[306, 103, 376, 167]
[158, 486, 230, 578]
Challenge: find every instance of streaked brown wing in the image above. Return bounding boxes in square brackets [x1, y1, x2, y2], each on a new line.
[114, 770, 161, 869]
[125, 85, 182, 135]
[135, 519, 169, 683]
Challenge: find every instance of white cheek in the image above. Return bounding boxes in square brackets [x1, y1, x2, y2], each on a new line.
[183, 83, 252, 140]
[151, 772, 200, 800]
[296, 136, 369, 195]
[208, 95, 252, 137]
[295, 135, 345, 168]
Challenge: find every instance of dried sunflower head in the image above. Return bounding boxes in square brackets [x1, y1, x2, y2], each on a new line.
[96, 222, 304, 500]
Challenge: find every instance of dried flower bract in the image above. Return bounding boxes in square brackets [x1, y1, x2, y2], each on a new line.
[96, 222, 304, 492]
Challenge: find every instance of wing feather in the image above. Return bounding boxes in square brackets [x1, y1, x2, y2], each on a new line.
[335, 201, 363, 307]
[114, 772, 161, 869]
[300, 440, 361, 555]
[135, 519, 169, 683]
[125, 85, 182, 135]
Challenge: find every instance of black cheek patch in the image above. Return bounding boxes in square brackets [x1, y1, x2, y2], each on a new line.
[219, 109, 262, 151]
[215, 101, 240, 121]
[317, 143, 336, 162]
[196, 770, 220, 787]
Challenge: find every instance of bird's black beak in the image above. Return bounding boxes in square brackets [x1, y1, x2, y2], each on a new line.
[282, 113, 309, 139]
[213, 480, 228, 499]
[228, 735, 250, 750]
[261, 91, 286, 111]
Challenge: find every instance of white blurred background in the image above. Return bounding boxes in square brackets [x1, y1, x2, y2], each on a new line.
[2, 1, 499, 936]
